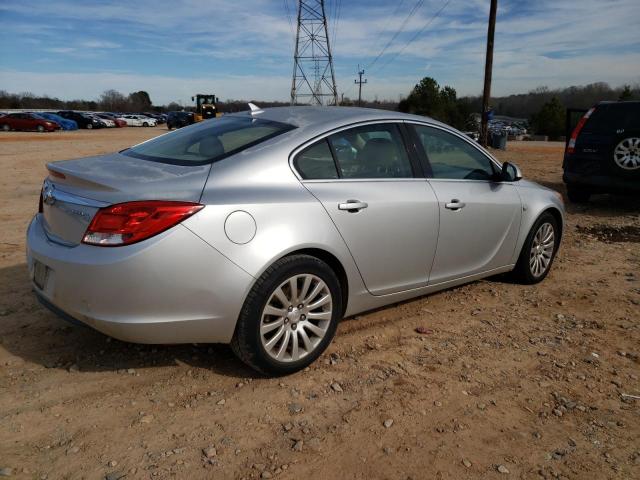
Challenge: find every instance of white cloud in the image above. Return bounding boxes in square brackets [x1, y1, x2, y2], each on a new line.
[0, 0, 639, 101]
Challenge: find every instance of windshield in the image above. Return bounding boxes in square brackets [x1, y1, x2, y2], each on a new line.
[124, 115, 295, 165]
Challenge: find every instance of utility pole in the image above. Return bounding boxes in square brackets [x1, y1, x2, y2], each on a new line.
[290, 0, 338, 106]
[480, 0, 497, 147]
[355, 66, 367, 107]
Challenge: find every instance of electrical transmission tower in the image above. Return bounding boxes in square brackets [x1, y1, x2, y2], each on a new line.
[290, 0, 338, 106]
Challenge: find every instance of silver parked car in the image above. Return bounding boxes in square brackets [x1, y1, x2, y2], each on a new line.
[27, 106, 564, 375]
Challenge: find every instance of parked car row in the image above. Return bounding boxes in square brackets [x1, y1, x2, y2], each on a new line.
[0, 110, 167, 132]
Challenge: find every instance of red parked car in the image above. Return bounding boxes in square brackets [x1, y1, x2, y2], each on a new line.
[0, 113, 61, 132]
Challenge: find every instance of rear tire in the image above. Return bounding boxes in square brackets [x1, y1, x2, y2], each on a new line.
[2, 124, 10, 132]
[566, 184, 590, 203]
[231, 254, 342, 376]
[511, 212, 559, 284]
[611, 135, 640, 177]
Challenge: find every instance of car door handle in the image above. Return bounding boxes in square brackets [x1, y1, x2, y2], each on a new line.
[338, 200, 368, 212]
[445, 199, 466, 210]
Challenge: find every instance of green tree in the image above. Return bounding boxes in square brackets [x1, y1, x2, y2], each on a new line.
[399, 77, 469, 130]
[531, 97, 565, 138]
[128, 90, 152, 111]
[619, 85, 634, 100]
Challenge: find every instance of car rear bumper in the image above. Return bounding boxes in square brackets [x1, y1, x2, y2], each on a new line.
[26, 214, 254, 344]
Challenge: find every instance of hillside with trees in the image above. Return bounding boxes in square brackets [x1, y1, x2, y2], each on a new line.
[0, 81, 637, 136]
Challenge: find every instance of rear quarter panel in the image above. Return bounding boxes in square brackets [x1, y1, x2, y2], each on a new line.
[182, 140, 369, 316]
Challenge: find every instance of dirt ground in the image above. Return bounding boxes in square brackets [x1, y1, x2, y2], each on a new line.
[0, 127, 638, 480]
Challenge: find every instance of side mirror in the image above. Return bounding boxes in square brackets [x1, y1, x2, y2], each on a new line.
[501, 162, 522, 182]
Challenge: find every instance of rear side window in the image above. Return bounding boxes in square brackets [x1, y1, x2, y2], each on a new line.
[582, 104, 623, 134]
[620, 103, 640, 130]
[125, 116, 295, 165]
[294, 140, 338, 179]
[328, 124, 413, 179]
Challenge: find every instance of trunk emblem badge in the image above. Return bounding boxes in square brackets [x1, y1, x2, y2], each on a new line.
[43, 181, 56, 205]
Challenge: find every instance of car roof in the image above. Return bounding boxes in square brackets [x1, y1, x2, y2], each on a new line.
[237, 106, 443, 132]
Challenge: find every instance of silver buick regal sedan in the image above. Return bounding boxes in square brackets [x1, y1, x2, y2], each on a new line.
[27, 106, 564, 375]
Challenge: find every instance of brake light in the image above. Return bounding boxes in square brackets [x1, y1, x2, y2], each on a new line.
[82, 201, 203, 246]
[567, 107, 595, 154]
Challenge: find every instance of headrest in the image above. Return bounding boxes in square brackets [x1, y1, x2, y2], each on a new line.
[198, 136, 225, 158]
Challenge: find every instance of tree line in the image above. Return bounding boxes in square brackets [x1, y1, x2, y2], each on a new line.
[0, 89, 155, 113]
[1, 81, 637, 138]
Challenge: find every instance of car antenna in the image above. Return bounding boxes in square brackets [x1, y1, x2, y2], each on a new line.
[248, 103, 264, 116]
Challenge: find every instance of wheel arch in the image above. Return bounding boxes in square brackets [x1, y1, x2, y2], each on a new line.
[541, 206, 564, 243]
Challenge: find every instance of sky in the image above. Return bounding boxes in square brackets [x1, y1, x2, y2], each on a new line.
[0, 0, 639, 105]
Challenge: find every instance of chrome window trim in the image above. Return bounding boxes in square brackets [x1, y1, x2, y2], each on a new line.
[301, 178, 427, 184]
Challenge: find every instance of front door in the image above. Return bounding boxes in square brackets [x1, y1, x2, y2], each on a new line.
[295, 123, 439, 295]
[409, 124, 522, 285]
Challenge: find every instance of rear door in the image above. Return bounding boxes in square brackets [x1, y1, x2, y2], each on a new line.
[409, 123, 522, 285]
[296, 122, 439, 295]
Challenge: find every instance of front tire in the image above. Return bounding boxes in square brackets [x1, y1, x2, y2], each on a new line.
[511, 212, 559, 284]
[37, 125, 45, 133]
[86, 123, 93, 130]
[143, 122, 149, 127]
[231, 255, 342, 376]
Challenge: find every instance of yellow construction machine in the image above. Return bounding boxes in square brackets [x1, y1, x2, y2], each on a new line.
[191, 94, 221, 122]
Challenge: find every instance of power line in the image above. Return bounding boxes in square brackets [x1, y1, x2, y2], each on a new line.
[283, 0, 296, 38]
[366, 0, 426, 70]
[331, 0, 342, 46]
[368, 0, 407, 56]
[372, 0, 452, 75]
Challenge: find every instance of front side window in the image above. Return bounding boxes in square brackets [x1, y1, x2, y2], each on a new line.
[326, 124, 413, 179]
[413, 125, 496, 180]
[124, 116, 295, 165]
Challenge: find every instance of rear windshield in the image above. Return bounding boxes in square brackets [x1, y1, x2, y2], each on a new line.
[124, 116, 295, 165]
[584, 102, 640, 133]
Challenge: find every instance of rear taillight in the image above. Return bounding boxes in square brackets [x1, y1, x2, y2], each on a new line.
[566, 107, 595, 154]
[82, 201, 203, 247]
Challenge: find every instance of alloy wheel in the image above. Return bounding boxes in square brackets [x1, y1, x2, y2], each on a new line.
[614, 137, 640, 170]
[529, 222, 555, 277]
[260, 274, 332, 362]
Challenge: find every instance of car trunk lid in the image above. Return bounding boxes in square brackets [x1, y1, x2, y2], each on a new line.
[41, 152, 211, 246]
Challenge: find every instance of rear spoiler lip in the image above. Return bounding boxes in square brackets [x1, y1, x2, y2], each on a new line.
[45, 161, 119, 193]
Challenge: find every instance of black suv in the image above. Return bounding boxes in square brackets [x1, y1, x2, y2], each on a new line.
[167, 111, 195, 130]
[563, 101, 639, 202]
[57, 111, 103, 130]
